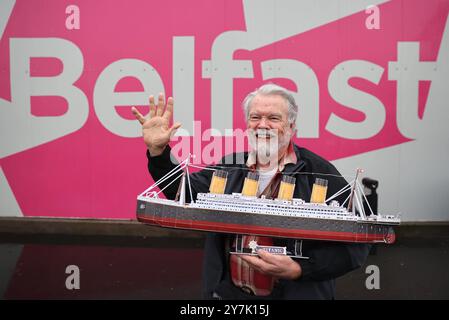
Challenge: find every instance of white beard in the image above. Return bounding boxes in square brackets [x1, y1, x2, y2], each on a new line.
[248, 128, 292, 167]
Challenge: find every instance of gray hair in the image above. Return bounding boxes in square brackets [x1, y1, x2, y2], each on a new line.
[242, 84, 298, 125]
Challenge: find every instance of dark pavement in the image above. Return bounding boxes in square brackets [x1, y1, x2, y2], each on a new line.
[1, 226, 448, 300]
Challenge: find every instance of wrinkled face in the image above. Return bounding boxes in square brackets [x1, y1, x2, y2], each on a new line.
[247, 94, 294, 164]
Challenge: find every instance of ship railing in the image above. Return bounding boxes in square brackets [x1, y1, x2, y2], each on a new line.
[194, 198, 352, 216]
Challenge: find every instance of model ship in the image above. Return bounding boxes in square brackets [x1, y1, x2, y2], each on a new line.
[136, 155, 400, 248]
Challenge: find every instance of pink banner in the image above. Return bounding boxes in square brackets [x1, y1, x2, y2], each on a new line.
[0, 0, 448, 219]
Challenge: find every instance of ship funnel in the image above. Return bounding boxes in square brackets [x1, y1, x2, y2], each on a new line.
[242, 172, 259, 197]
[209, 170, 228, 194]
[310, 178, 328, 204]
[277, 175, 296, 201]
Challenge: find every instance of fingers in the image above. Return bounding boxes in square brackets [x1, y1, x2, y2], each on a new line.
[149, 95, 156, 117]
[258, 250, 294, 268]
[239, 252, 299, 279]
[149, 92, 175, 120]
[239, 250, 277, 264]
[169, 122, 182, 138]
[241, 254, 269, 269]
[163, 97, 174, 120]
[239, 254, 264, 270]
[257, 249, 279, 264]
[240, 251, 283, 271]
[131, 107, 146, 125]
[156, 92, 165, 116]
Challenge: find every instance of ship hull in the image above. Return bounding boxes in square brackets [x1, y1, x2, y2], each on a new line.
[136, 199, 396, 244]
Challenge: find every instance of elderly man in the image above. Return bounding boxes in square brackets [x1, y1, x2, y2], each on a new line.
[132, 84, 370, 299]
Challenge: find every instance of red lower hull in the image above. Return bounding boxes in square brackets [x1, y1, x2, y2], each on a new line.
[138, 215, 396, 244]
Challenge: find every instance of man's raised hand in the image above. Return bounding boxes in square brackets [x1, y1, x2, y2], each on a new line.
[132, 93, 181, 156]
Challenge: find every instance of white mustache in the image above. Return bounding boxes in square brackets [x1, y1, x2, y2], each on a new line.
[251, 129, 278, 138]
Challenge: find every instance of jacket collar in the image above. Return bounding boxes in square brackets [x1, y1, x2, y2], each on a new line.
[283, 144, 306, 175]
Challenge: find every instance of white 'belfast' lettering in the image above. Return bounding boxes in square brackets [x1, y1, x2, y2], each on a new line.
[389, 42, 437, 139]
[0, 1, 447, 149]
[1, 37, 445, 146]
[173, 36, 195, 136]
[93, 59, 164, 138]
[327, 60, 385, 139]
[262, 59, 320, 138]
[1, 38, 88, 158]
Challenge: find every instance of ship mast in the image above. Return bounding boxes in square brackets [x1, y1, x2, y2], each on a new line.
[178, 172, 186, 205]
[348, 168, 363, 214]
[176, 154, 194, 205]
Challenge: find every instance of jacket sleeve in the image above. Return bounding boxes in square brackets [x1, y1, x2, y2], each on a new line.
[146, 146, 213, 201]
[297, 152, 372, 281]
[296, 241, 371, 281]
